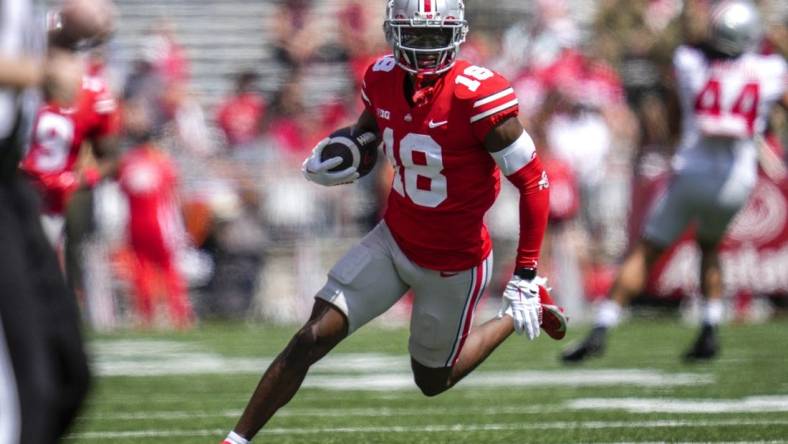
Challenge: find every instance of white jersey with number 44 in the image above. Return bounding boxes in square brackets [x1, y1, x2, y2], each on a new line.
[673, 44, 786, 174]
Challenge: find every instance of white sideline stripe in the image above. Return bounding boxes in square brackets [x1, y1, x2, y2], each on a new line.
[569, 396, 788, 413]
[473, 87, 514, 108]
[470, 99, 518, 123]
[65, 419, 788, 440]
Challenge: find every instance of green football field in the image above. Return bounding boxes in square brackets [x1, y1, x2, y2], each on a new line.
[66, 317, 788, 443]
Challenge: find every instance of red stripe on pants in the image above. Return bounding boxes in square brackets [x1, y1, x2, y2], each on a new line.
[449, 259, 485, 367]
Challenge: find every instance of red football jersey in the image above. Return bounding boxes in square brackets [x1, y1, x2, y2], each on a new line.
[215, 92, 266, 147]
[362, 56, 520, 271]
[119, 145, 182, 263]
[21, 75, 118, 214]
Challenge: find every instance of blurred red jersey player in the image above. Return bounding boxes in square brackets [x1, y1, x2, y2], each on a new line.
[20, 55, 119, 242]
[118, 141, 193, 329]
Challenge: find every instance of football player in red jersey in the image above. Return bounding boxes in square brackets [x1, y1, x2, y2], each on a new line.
[20, 0, 119, 246]
[118, 135, 193, 330]
[223, 1, 566, 442]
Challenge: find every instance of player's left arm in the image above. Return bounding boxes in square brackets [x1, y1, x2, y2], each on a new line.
[87, 133, 119, 183]
[485, 117, 550, 340]
[484, 117, 549, 276]
[84, 83, 121, 186]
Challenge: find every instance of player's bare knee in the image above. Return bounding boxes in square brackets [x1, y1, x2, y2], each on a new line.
[286, 318, 344, 369]
[413, 372, 450, 397]
[411, 359, 451, 397]
[283, 324, 323, 369]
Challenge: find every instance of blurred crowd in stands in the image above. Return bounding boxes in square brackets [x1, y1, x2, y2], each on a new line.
[68, 0, 787, 330]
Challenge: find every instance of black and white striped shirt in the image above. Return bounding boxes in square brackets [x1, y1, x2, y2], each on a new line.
[0, 0, 43, 171]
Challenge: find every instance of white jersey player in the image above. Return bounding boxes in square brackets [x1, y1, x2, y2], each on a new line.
[647, 35, 786, 248]
[563, 0, 787, 364]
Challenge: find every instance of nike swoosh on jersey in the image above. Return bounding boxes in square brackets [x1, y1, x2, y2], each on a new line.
[428, 120, 448, 128]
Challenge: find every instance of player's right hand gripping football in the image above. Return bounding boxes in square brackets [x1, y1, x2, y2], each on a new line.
[301, 138, 360, 186]
[498, 275, 545, 340]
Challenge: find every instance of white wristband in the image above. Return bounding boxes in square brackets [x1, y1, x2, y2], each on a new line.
[225, 431, 250, 444]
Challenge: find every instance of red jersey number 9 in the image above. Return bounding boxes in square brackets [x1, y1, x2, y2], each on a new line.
[383, 128, 447, 208]
[34, 112, 75, 172]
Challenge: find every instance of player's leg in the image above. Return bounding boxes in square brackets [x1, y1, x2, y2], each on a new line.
[16, 177, 91, 439]
[232, 299, 349, 439]
[2, 176, 91, 441]
[562, 176, 690, 363]
[683, 164, 756, 362]
[682, 240, 723, 361]
[63, 186, 94, 295]
[159, 252, 193, 329]
[130, 252, 155, 327]
[229, 223, 408, 441]
[401, 252, 497, 396]
[411, 316, 513, 396]
[0, 185, 53, 444]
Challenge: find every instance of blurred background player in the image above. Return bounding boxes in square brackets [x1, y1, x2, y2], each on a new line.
[214, 70, 266, 151]
[118, 99, 194, 329]
[21, 0, 119, 336]
[0, 0, 113, 441]
[20, 23, 119, 245]
[222, 1, 566, 442]
[562, 0, 787, 364]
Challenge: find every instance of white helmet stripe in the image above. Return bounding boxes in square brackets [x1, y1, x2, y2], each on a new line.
[384, 0, 468, 75]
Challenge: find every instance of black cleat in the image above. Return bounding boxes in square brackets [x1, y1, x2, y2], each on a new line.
[683, 324, 719, 362]
[560, 326, 607, 364]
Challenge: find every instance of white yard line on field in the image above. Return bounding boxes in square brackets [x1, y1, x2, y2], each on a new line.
[301, 369, 712, 391]
[79, 395, 788, 422]
[569, 396, 788, 413]
[91, 340, 712, 391]
[80, 405, 563, 421]
[66, 419, 788, 440]
[90, 340, 714, 389]
[593, 441, 788, 444]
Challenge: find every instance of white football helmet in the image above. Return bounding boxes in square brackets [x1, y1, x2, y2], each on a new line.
[708, 0, 762, 57]
[383, 0, 468, 76]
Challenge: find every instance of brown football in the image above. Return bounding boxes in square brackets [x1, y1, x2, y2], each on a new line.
[54, 0, 115, 48]
[320, 127, 380, 178]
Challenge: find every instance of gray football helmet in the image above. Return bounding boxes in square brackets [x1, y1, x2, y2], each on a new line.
[383, 0, 468, 76]
[708, 0, 762, 57]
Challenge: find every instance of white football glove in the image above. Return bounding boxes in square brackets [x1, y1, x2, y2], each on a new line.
[497, 275, 547, 340]
[301, 138, 360, 186]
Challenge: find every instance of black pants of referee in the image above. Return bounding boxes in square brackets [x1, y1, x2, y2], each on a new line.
[0, 174, 90, 443]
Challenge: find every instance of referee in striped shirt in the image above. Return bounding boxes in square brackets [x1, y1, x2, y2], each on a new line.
[0, 0, 92, 442]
